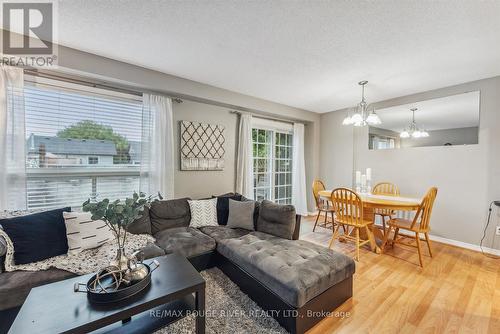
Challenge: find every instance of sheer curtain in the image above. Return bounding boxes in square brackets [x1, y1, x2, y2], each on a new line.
[292, 123, 307, 215]
[236, 113, 253, 198]
[140, 94, 174, 199]
[0, 66, 26, 210]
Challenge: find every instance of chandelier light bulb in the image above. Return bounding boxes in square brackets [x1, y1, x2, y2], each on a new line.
[400, 130, 410, 138]
[342, 115, 353, 125]
[350, 113, 363, 124]
[366, 112, 381, 125]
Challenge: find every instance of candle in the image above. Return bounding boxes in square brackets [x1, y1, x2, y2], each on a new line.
[361, 174, 367, 188]
[366, 168, 372, 181]
[355, 171, 361, 185]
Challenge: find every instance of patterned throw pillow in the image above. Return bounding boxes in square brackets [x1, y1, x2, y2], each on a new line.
[63, 212, 114, 254]
[188, 198, 218, 228]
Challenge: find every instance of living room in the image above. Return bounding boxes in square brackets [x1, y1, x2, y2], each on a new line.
[0, 1, 499, 334]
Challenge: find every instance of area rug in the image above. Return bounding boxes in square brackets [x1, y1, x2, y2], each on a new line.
[155, 267, 288, 334]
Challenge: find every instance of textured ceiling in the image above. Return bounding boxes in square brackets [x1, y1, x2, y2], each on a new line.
[51, 0, 500, 113]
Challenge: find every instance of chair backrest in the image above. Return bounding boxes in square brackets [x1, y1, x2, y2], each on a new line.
[330, 188, 364, 226]
[312, 179, 326, 208]
[373, 182, 400, 196]
[411, 187, 438, 231]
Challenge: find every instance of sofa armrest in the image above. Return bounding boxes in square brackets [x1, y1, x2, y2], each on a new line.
[292, 214, 301, 240]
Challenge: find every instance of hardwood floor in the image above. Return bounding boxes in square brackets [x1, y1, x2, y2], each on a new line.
[300, 215, 499, 334]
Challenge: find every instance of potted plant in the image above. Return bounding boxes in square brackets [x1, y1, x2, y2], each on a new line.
[82, 192, 158, 271]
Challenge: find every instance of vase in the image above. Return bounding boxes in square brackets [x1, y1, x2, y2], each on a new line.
[113, 247, 129, 272]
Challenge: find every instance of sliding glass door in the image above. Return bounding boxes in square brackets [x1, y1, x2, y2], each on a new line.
[252, 126, 293, 204]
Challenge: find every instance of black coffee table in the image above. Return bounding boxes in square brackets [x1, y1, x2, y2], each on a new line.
[8, 254, 205, 334]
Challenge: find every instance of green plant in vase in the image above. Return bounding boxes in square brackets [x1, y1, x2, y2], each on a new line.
[83, 192, 158, 271]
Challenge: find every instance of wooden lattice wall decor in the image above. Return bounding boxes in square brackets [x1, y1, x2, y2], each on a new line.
[180, 121, 225, 171]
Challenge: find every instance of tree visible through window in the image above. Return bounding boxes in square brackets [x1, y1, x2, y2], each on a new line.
[24, 79, 143, 210]
[252, 128, 293, 204]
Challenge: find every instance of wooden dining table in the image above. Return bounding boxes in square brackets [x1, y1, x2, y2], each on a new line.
[318, 190, 422, 253]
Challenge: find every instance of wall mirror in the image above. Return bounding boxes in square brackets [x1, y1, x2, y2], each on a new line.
[368, 91, 480, 150]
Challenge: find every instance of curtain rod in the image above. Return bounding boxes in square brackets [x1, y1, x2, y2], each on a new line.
[24, 69, 305, 124]
[23, 69, 185, 103]
[229, 110, 297, 125]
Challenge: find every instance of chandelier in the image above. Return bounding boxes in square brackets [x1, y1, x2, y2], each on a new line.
[342, 81, 381, 127]
[400, 108, 429, 138]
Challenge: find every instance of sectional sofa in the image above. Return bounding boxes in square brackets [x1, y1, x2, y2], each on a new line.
[0, 195, 355, 334]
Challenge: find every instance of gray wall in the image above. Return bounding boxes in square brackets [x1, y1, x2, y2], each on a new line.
[173, 100, 238, 199]
[53, 44, 320, 211]
[320, 76, 500, 249]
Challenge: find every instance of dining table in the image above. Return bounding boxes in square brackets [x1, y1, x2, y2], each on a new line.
[318, 190, 422, 253]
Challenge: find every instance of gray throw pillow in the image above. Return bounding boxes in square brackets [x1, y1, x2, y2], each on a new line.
[226, 199, 255, 231]
[257, 200, 296, 239]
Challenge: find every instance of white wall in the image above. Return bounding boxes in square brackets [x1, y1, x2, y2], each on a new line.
[320, 76, 500, 249]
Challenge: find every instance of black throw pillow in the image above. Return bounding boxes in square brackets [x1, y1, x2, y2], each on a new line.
[0, 207, 71, 264]
[212, 193, 242, 225]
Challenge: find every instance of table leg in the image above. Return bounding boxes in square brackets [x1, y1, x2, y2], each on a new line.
[195, 287, 205, 334]
[362, 207, 382, 254]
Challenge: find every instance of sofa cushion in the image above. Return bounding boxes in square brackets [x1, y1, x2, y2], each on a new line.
[213, 193, 243, 225]
[0, 207, 71, 265]
[126, 206, 152, 235]
[63, 212, 113, 254]
[149, 198, 191, 234]
[199, 226, 251, 242]
[241, 196, 260, 229]
[227, 199, 255, 230]
[0, 268, 75, 311]
[217, 231, 355, 308]
[257, 200, 296, 239]
[154, 227, 216, 258]
[188, 199, 218, 228]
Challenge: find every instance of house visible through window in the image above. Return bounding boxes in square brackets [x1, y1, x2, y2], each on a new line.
[252, 119, 293, 204]
[24, 76, 143, 210]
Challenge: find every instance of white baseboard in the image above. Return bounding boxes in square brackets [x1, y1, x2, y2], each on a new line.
[380, 224, 500, 256]
[305, 213, 500, 256]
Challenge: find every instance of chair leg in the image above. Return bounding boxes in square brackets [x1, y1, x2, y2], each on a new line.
[381, 216, 387, 236]
[313, 210, 321, 232]
[424, 232, 433, 257]
[330, 211, 335, 230]
[415, 232, 424, 267]
[324, 210, 328, 226]
[355, 227, 360, 261]
[328, 224, 340, 249]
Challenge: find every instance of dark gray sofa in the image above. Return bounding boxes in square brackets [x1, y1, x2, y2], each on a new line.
[0, 196, 355, 334]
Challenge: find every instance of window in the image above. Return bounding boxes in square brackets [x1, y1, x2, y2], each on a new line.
[24, 77, 143, 210]
[252, 120, 293, 204]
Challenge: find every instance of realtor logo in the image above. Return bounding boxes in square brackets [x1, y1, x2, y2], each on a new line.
[1, 1, 57, 67]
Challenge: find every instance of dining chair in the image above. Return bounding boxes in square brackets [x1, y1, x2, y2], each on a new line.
[372, 182, 400, 234]
[312, 179, 334, 232]
[328, 188, 376, 261]
[381, 187, 438, 267]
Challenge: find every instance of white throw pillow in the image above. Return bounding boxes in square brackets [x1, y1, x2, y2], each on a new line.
[63, 212, 114, 254]
[188, 198, 218, 228]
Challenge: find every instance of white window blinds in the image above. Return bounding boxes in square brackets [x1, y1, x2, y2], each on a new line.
[24, 77, 143, 210]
